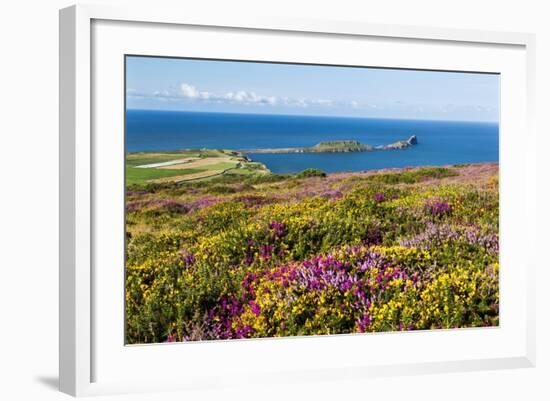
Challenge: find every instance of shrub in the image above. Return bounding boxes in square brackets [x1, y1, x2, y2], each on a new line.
[295, 168, 327, 178]
[366, 167, 458, 184]
[125, 164, 499, 343]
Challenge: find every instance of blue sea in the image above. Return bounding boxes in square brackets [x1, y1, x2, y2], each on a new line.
[126, 110, 499, 174]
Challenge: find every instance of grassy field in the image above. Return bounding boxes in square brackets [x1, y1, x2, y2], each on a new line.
[125, 162, 499, 344]
[126, 149, 270, 185]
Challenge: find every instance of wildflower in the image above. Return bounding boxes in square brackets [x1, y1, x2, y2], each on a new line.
[373, 192, 386, 203]
[249, 301, 262, 316]
[357, 314, 372, 332]
[425, 199, 451, 217]
[180, 248, 195, 267]
[269, 220, 287, 240]
[260, 243, 273, 260]
[151, 199, 188, 214]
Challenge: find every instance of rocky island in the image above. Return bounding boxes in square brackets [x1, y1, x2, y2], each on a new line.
[241, 135, 418, 154]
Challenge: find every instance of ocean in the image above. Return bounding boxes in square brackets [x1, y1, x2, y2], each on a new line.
[126, 109, 499, 174]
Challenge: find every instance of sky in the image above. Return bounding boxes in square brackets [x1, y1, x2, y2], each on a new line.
[126, 56, 500, 122]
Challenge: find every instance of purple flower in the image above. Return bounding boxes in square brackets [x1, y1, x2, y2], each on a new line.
[180, 248, 196, 267]
[126, 190, 148, 197]
[260, 243, 274, 260]
[233, 325, 253, 338]
[269, 220, 288, 240]
[319, 189, 344, 201]
[425, 199, 451, 217]
[206, 244, 417, 340]
[235, 195, 272, 208]
[187, 197, 221, 212]
[399, 222, 498, 255]
[357, 314, 371, 332]
[243, 240, 256, 266]
[249, 301, 262, 316]
[358, 251, 385, 272]
[242, 273, 259, 296]
[126, 198, 188, 214]
[150, 198, 188, 214]
[373, 192, 386, 203]
[126, 201, 146, 213]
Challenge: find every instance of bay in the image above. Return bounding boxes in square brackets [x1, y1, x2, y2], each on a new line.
[126, 109, 499, 173]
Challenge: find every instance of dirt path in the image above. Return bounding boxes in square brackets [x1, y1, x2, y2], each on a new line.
[158, 156, 237, 170]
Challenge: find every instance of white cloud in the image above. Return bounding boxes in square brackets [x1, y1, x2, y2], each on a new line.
[178, 84, 276, 105]
[180, 83, 198, 98]
[128, 83, 494, 120]
[282, 97, 308, 107]
[128, 82, 365, 110]
[223, 90, 277, 105]
[180, 83, 211, 100]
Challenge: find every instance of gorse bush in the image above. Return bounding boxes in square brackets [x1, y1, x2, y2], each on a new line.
[364, 167, 459, 184]
[295, 168, 327, 178]
[125, 164, 499, 343]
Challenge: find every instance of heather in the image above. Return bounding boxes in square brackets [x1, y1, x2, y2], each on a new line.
[125, 162, 499, 343]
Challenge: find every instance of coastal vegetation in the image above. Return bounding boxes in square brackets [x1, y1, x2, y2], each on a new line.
[126, 149, 270, 185]
[125, 161, 499, 343]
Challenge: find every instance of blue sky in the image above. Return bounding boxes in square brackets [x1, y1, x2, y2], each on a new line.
[126, 56, 499, 122]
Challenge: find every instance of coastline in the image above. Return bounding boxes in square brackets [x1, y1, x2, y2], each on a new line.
[126, 143, 497, 186]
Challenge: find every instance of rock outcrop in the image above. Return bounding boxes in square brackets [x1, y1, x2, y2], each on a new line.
[375, 135, 418, 150]
[241, 135, 418, 154]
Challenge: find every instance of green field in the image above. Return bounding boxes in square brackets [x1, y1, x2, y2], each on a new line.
[126, 167, 204, 186]
[126, 149, 270, 185]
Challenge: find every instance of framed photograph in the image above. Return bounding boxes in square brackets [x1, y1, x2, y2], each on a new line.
[59, 4, 536, 396]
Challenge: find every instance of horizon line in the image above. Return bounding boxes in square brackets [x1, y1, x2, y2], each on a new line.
[125, 108, 499, 125]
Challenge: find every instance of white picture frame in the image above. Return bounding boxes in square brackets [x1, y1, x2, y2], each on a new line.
[59, 4, 536, 397]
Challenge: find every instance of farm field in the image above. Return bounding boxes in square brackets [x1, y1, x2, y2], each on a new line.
[125, 162, 499, 344]
[126, 149, 270, 185]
